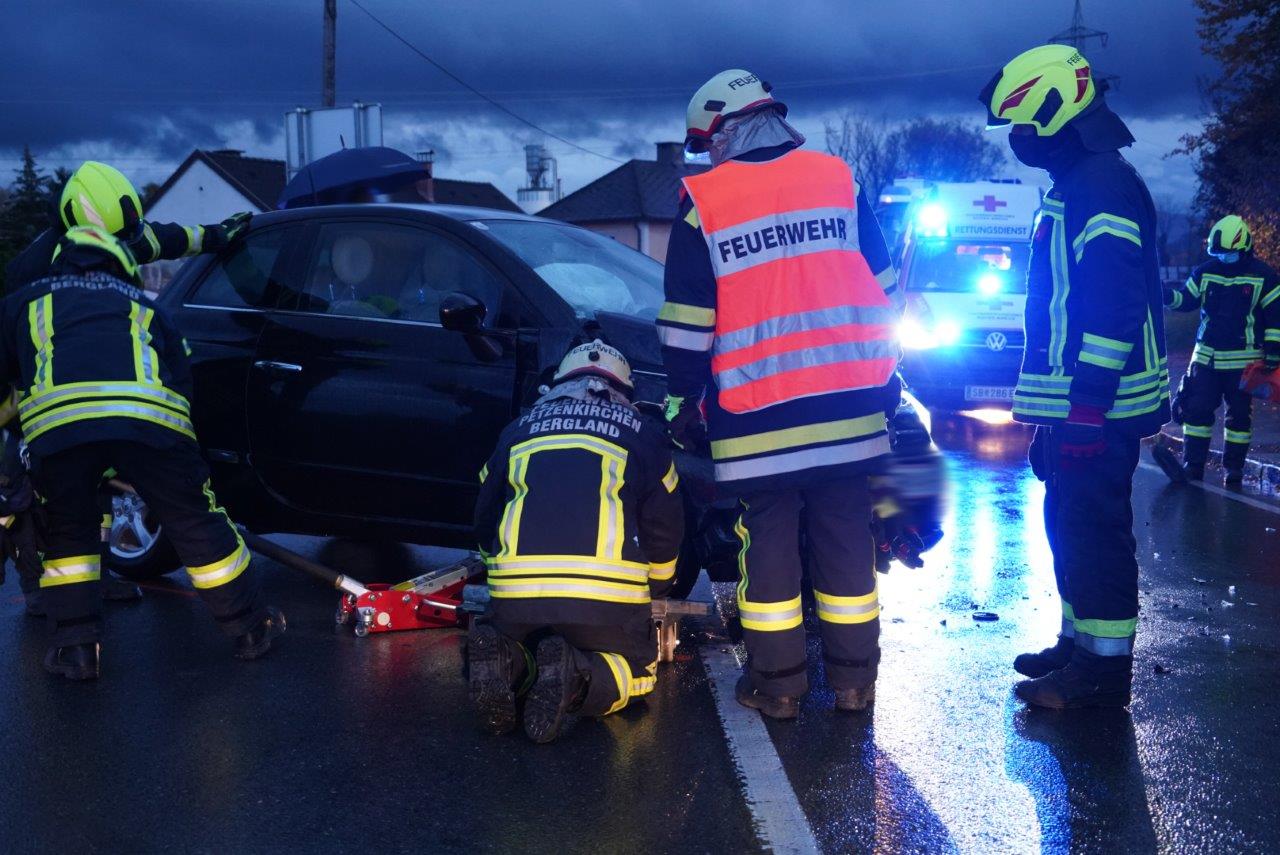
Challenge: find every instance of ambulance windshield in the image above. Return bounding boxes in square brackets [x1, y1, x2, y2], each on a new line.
[905, 240, 1031, 295]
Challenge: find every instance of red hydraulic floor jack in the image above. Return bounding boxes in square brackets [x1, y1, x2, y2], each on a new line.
[238, 528, 485, 635]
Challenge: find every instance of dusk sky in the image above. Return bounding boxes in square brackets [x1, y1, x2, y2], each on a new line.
[3, 0, 1213, 207]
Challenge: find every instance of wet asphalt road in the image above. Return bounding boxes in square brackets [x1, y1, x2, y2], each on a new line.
[2, 416, 1278, 854]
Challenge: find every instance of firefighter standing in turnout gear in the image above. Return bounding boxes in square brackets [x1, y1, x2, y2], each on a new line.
[0, 227, 284, 680]
[1163, 216, 1280, 485]
[470, 341, 684, 743]
[3, 160, 251, 613]
[980, 45, 1169, 708]
[4, 160, 251, 293]
[659, 70, 902, 720]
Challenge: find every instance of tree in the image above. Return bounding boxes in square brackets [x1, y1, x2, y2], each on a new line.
[825, 113, 898, 202]
[1181, 0, 1280, 266]
[826, 115, 1006, 199]
[0, 146, 51, 292]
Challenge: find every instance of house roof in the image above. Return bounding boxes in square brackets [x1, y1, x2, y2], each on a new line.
[540, 154, 709, 224]
[428, 178, 521, 212]
[147, 150, 520, 214]
[146, 149, 288, 212]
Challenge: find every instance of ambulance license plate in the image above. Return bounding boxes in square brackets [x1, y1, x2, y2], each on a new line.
[965, 385, 1014, 401]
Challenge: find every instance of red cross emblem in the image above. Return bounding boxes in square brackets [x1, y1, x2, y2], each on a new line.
[974, 195, 1007, 213]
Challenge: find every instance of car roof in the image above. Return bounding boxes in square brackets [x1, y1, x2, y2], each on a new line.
[248, 203, 549, 229]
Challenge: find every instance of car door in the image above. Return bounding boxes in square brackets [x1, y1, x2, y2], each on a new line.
[167, 222, 307, 461]
[246, 217, 519, 532]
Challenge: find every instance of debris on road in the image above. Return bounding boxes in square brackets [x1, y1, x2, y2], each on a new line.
[971, 611, 999, 622]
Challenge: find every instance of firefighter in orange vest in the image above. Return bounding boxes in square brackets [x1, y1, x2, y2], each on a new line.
[659, 70, 902, 720]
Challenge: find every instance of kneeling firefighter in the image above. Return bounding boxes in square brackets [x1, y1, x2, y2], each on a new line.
[0, 227, 284, 680]
[469, 341, 684, 743]
[980, 45, 1168, 708]
[1162, 216, 1280, 485]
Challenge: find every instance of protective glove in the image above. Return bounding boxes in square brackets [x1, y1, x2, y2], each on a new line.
[1058, 403, 1107, 459]
[664, 394, 705, 450]
[1264, 349, 1280, 374]
[1027, 426, 1048, 481]
[202, 212, 253, 252]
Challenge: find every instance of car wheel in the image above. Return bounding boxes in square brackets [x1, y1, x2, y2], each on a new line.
[668, 540, 704, 600]
[105, 490, 180, 580]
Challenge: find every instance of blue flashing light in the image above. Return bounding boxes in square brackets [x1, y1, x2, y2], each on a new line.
[898, 317, 964, 350]
[916, 203, 949, 238]
[977, 273, 1003, 296]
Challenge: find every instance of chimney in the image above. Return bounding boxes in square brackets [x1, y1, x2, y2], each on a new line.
[415, 149, 436, 202]
[655, 142, 685, 165]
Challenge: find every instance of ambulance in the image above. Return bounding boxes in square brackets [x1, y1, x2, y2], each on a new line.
[894, 180, 1043, 410]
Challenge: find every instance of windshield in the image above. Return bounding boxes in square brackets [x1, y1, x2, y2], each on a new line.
[480, 220, 665, 320]
[905, 239, 1031, 295]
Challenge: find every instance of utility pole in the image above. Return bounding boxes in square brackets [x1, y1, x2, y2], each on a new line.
[1050, 0, 1118, 91]
[322, 0, 336, 107]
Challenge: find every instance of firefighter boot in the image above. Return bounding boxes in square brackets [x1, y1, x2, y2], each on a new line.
[43, 642, 100, 681]
[233, 607, 287, 660]
[523, 636, 589, 744]
[735, 674, 799, 720]
[1013, 635, 1074, 678]
[1182, 434, 1209, 482]
[834, 684, 875, 713]
[1225, 468, 1244, 487]
[467, 623, 529, 735]
[1014, 649, 1132, 709]
[101, 571, 143, 602]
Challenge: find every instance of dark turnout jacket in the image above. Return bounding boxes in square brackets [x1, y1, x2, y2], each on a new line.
[474, 393, 684, 626]
[1166, 254, 1280, 371]
[0, 271, 195, 457]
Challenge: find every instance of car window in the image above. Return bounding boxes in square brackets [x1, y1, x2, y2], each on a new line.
[187, 226, 298, 309]
[296, 221, 505, 325]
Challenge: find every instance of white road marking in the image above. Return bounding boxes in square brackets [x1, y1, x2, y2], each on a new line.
[700, 643, 821, 855]
[1138, 461, 1280, 515]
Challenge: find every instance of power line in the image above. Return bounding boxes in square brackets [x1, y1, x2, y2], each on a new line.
[344, 0, 624, 164]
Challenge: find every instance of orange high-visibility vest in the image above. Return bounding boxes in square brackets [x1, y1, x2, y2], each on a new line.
[682, 150, 898, 414]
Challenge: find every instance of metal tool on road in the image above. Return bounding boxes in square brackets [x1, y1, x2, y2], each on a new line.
[461, 584, 712, 662]
[237, 527, 484, 636]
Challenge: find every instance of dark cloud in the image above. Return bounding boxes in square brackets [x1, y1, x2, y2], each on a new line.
[1, 0, 1212, 197]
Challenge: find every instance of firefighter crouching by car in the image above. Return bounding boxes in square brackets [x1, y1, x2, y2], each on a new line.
[658, 70, 902, 721]
[469, 341, 684, 743]
[0, 226, 284, 681]
[1162, 216, 1280, 485]
[980, 45, 1169, 708]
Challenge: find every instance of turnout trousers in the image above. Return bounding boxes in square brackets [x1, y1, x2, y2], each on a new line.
[30, 439, 265, 646]
[492, 604, 657, 716]
[1043, 426, 1141, 658]
[736, 478, 879, 698]
[1176, 365, 1252, 471]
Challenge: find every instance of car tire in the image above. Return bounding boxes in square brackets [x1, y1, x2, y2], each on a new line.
[668, 539, 704, 600]
[104, 489, 181, 581]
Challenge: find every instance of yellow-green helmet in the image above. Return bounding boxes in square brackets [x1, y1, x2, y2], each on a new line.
[980, 45, 1096, 137]
[50, 225, 143, 286]
[1207, 215, 1251, 254]
[59, 161, 143, 238]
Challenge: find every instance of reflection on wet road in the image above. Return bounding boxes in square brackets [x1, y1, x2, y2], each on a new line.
[1, 413, 1277, 853]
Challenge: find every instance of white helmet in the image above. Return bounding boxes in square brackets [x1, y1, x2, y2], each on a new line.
[553, 339, 633, 391]
[685, 69, 786, 153]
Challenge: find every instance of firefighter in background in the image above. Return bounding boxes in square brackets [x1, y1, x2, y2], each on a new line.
[659, 70, 902, 720]
[470, 341, 683, 743]
[4, 160, 251, 292]
[980, 45, 1168, 708]
[0, 227, 284, 680]
[1163, 216, 1280, 485]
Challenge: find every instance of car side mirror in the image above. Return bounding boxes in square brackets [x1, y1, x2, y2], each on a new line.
[439, 291, 486, 332]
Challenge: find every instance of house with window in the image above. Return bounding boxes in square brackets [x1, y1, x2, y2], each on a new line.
[538, 143, 707, 263]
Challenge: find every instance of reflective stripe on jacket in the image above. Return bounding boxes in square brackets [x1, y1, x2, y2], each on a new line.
[0, 271, 196, 456]
[679, 150, 898, 414]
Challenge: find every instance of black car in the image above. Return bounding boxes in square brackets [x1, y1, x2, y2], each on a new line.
[107, 203, 736, 595]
